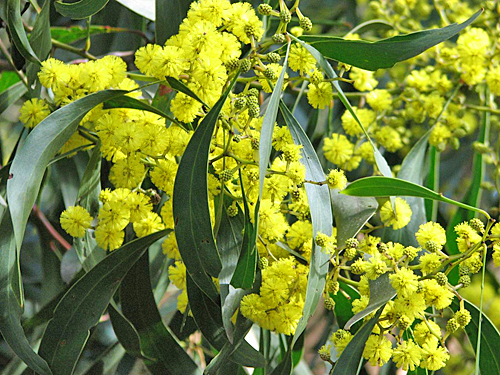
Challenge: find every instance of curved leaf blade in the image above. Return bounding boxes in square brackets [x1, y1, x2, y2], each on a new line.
[55, 0, 109, 19]
[451, 298, 500, 375]
[279, 102, 332, 347]
[0, 212, 52, 375]
[300, 10, 481, 71]
[173, 82, 237, 301]
[38, 230, 168, 375]
[7, 90, 128, 253]
[26, 0, 52, 87]
[332, 307, 384, 375]
[330, 190, 377, 248]
[344, 273, 395, 330]
[6, 0, 40, 63]
[120, 252, 200, 374]
[155, 0, 192, 45]
[186, 274, 265, 368]
[341, 176, 488, 218]
[0, 81, 27, 114]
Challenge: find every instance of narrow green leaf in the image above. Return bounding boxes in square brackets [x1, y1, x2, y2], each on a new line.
[55, 0, 109, 19]
[26, 0, 52, 87]
[0, 71, 21, 93]
[341, 176, 489, 218]
[0, 81, 26, 114]
[300, 10, 482, 71]
[344, 273, 395, 329]
[330, 190, 377, 248]
[173, 82, 237, 301]
[279, 102, 333, 347]
[165, 77, 207, 107]
[425, 146, 439, 222]
[332, 307, 384, 375]
[451, 298, 500, 375]
[186, 274, 266, 368]
[259, 42, 290, 200]
[221, 287, 249, 343]
[115, 0, 154, 21]
[333, 282, 360, 330]
[289, 34, 393, 179]
[230, 174, 257, 289]
[269, 350, 292, 375]
[217, 196, 244, 288]
[38, 230, 168, 375]
[76, 144, 101, 216]
[155, 0, 192, 45]
[75, 342, 126, 375]
[103, 95, 186, 130]
[7, 89, 128, 253]
[6, 0, 40, 63]
[51, 25, 115, 44]
[0, 212, 52, 375]
[120, 252, 200, 375]
[108, 302, 145, 358]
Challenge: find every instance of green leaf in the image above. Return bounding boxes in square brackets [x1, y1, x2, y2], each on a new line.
[26, 0, 52, 88]
[55, 0, 109, 19]
[0, 71, 21, 93]
[344, 273, 395, 330]
[173, 82, 237, 302]
[6, 0, 40, 63]
[451, 298, 500, 375]
[166, 76, 207, 107]
[0, 212, 52, 375]
[38, 230, 168, 375]
[230, 174, 257, 289]
[108, 302, 145, 359]
[120, 252, 201, 375]
[333, 282, 360, 330]
[0, 81, 26, 114]
[279, 102, 333, 348]
[155, 0, 192, 45]
[269, 350, 292, 375]
[217, 196, 244, 288]
[51, 25, 117, 44]
[289, 34, 393, 180]
[186, 274, 265, 368]
[341, 176, 489, 218]
[7, 89, 128, 253]
[74, 342, 126, 375]
[103, 95, 187, 130]
[259, 42, 290, 200]
[332, 307, 384, 375]
[76, 144, 101, 216]
[115, 0, 154, 20]
[425, 146, 439, 222]
[300, 10, 482, 71]
[330, 190, 377, 248]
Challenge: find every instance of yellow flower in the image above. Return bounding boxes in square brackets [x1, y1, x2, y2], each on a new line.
[392, 339, 422, 371]
[415, 221, 446, 248]
[326, 169, 347, 190]
[363, 335, 392, 366]
[60, 206, 93, 237]
[307, 82, 333, 109]
[323, 133, 354, 166]
[380, 198, 412, 230]
[19, 99, 51, 128]
[95, 224, 124, 251]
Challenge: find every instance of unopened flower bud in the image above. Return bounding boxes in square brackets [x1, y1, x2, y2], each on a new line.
[258, 4, 273, 16]
[299, 16, 313, 31]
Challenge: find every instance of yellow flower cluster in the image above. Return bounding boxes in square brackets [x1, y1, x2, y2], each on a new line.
[240, 257, 308, 335]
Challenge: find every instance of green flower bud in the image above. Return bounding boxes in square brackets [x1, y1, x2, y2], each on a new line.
[435, 272, 448, 286]
[272, 33, 286, 43]
[299, 16, 313, 31]
[266, 52, 281, 63]
[239, 59, 252, 73]
[279, 10, 291, 23]
[469, 218, 484, 233]
[324, 297, 335, 310]
[446, 318, 459, 333]
[258, 4, 273, 16]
